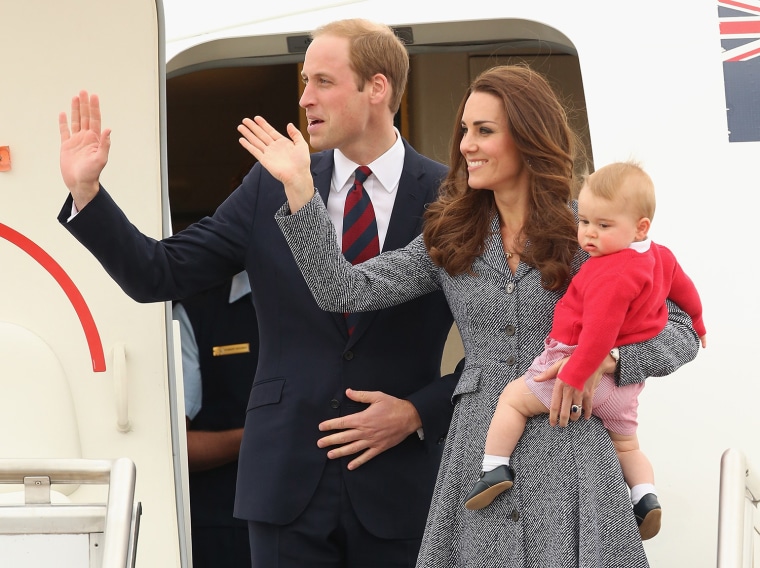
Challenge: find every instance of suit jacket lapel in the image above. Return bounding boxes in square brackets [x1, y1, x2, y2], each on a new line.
[311, 150, 334, 206]
[383, 140, 429, 253]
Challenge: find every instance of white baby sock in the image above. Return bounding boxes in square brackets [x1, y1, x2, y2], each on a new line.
[630, 483, 657, 504]
[482, 454, 510, 472]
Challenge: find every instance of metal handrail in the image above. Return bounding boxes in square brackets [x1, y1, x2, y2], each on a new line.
[0, 457, 138, 568]
[717, 448, 760, 567]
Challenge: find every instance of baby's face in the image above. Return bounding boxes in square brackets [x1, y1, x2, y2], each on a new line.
[576, 186, 645, 257]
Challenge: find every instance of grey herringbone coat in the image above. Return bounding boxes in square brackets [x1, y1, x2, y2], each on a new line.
[277, 196, 699, 568]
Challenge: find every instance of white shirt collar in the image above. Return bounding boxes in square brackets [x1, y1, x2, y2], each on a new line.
[332, 128, 405, 194]
[629, 238, 652, 253]
[229, 271, 252, 303]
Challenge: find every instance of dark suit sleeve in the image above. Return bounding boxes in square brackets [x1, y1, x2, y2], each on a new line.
[406, 357, 463, 449]
[57, 177, 258, 302]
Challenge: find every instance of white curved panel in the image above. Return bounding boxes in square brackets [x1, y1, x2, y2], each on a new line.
[0, 323, 82, 469]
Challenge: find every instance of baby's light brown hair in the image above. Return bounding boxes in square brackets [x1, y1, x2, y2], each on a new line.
[584, 161, 656, 221]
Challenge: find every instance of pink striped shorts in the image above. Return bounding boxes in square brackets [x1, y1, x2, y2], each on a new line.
[523, 338, 644, 436]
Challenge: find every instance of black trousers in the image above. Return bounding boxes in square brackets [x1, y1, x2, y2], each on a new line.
[192, 524, 251, 568]
[248, 459, 420, 567]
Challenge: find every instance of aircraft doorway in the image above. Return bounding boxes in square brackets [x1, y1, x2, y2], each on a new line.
[167, 65, 300, 232]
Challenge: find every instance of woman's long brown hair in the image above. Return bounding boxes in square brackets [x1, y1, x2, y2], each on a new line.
[423, 65, 581, 291]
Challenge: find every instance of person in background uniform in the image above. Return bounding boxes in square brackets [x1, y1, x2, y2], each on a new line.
[57, 18, 459, 568]
[174, 270, 257, 567]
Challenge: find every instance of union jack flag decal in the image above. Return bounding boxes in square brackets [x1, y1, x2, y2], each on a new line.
[718, 0, 760, 141]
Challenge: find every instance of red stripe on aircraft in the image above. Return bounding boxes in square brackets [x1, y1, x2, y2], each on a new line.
[0, 223, 106, 372]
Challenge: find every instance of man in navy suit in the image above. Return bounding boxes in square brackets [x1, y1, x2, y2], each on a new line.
[58, 18, 457, 567]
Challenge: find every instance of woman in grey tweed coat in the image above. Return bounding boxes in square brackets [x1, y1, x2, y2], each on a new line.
[240, 66, 699, 567]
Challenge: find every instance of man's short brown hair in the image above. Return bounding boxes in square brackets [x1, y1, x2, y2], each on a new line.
[312, 19, 409, 114]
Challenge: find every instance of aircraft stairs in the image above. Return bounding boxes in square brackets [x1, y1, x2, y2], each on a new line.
[0, 458, 140, 568]
[718, 448, 760, 567]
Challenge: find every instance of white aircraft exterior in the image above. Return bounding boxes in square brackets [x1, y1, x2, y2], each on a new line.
[1, 0, 758, 566]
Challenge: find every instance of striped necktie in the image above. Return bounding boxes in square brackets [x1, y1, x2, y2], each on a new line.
[342, 166, 379, 334]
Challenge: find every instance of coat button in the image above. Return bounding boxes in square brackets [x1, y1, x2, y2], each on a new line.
[504, 324, 515, 336]
[506, 356, 516, 366]
[343, 351, 354, 361]
[511, 509, 520, 522]
[330, 399, 340, 409]
[506, 282, 515, 293]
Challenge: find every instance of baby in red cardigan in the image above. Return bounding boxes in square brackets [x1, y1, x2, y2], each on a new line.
[465, 161, 707, 542]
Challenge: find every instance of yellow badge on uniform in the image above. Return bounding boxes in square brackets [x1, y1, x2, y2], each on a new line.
[212, 343, 251, 356]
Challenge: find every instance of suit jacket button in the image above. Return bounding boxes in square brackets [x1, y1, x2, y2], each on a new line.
[330, 399, 340, 409]
[343, 351, 354, 361]
[511, 509, 520, 522]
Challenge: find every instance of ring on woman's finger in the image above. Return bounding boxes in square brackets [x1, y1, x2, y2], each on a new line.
[571, 404, 582, 414]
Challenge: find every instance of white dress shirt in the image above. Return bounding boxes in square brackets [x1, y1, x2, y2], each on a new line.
[326, 128, 405, 250]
